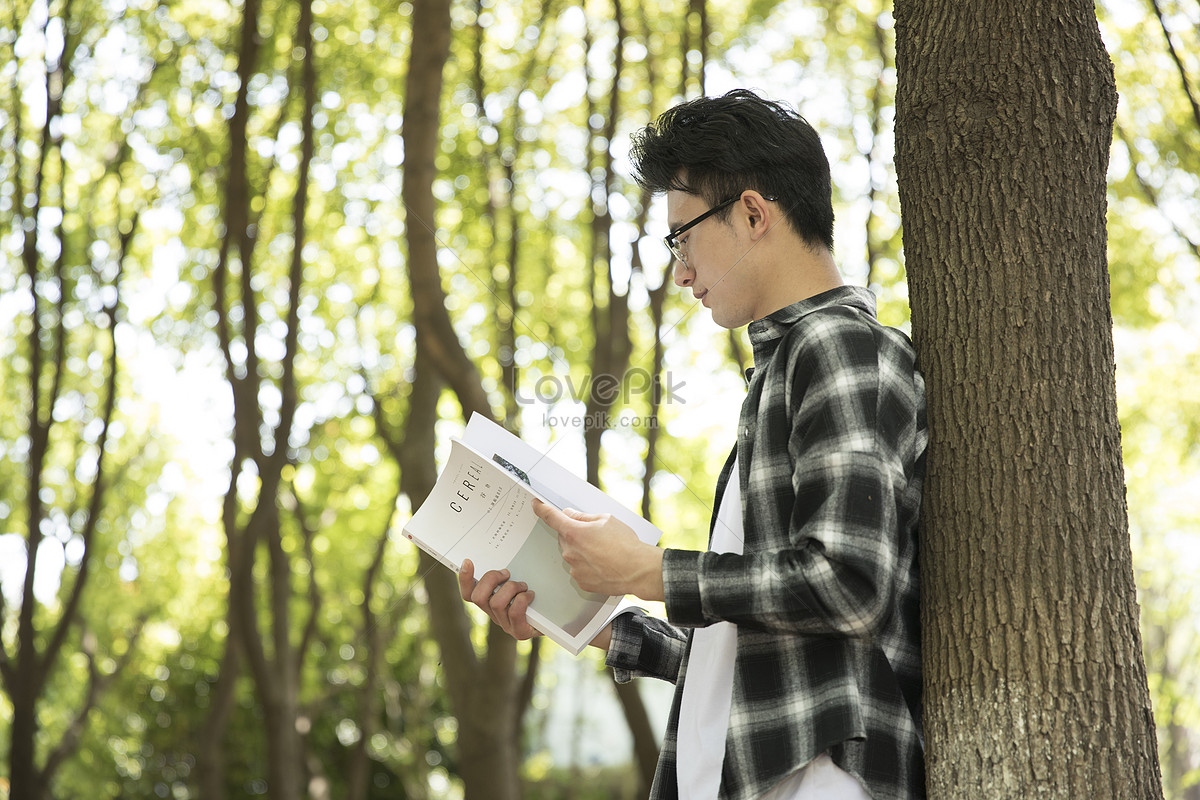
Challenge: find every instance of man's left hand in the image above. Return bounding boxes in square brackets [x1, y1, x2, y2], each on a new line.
[533, 498, 665, 602]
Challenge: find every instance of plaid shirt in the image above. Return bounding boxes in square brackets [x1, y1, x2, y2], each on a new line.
[607, 286, 927, 800]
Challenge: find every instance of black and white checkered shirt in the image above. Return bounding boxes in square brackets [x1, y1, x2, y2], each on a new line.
[607, 286, 927, 800]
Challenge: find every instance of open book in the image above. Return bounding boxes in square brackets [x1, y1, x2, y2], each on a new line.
[403, 413, 662, 655]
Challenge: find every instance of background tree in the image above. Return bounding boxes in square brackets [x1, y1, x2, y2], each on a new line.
[382, 0, 533, 798]
[195, 0, 325, 794]
[894, 1, 1164, 797]
[0, 0, 168, 795]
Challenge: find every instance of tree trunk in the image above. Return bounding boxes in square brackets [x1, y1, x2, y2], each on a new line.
[8, 690, 41, 799]
[612, 680, 659, 795]
[583, 0, 631, 487]
[400, 0, 525, 798]
[198, 619, 241, 800]
[345, 513, 396, 800]
[258, 0, 316, 792]
[201, 0, 316, 792]
[200, 0, 262, 789]
[404, 0, 489, 422]
[893, 3, 1164, 798]
[4, 5, 132, 791]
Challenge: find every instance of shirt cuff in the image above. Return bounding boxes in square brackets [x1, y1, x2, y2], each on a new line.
[662, 548, 706, 627]
[604, 609, 645, 684]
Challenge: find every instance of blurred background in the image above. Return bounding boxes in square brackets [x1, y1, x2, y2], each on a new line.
[1, 0, 1197, 797]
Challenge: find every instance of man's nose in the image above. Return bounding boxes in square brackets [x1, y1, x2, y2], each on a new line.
[673, 258, 693, 287]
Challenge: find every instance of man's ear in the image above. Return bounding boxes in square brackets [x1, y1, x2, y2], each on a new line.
[742, 192, 772, 240]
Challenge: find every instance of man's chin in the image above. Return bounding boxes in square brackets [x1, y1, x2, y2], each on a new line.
[711, 310, 750, 330]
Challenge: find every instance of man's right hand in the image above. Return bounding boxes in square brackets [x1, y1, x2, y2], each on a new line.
[457, 559, 542, 641]
[456, 560, 613, 650]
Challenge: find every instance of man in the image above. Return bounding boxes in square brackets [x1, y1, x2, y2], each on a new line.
[460, 90, 927, 800]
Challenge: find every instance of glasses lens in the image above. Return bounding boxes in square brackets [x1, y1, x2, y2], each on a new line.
[666, 237, 684, 264]
[665, 195, 740, 265]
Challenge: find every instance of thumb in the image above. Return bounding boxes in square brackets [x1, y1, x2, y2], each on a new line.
[562, 507, 605, 523]
[532, 497, 572, 530]
[532, 499, 602, 531]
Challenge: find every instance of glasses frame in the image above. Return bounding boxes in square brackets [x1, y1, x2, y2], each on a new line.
[664, 193, 779, 265]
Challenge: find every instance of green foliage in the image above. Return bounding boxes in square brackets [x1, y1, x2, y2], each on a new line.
[1100, 0, 1200, 327]
[1118, 324, 1200, 799]
[1098, 4, 1200, 794]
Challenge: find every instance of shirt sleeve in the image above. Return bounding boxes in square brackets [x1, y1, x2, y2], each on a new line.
[604, 608, 689, 684]
[662, 312, 915, 639]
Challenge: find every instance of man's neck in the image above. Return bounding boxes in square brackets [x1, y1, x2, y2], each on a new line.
[755, 245, 844, 319]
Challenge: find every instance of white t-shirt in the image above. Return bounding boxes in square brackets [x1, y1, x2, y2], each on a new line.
[677, 458, 742, 799]
[676, 458, 870, 800]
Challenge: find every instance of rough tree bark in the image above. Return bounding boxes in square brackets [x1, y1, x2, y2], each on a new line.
[893, 2, 1164, 798]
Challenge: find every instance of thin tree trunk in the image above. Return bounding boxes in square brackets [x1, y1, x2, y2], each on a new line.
[894, 2, 1164, 797]
[198, 615, 241, 800]
[344, 510, 392, 800]
[1148, 0, 1200, 132]
[399, 0, 527, 797]
[201, 0, 263, 793]
[1114, 122, 1200, 261]
[405, 0, 489, 422]
[612, 680, 659, 793]
[862, 13, 890, 288]
[583, 0, 631, 487]
[258, 0, 316, 791]
[202, 0, 316, 793]
[4, 4, 136, 793]
[8, 0, 75, 790]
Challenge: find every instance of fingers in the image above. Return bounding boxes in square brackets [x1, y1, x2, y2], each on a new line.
[486, 574, 530, 617]
[459, 562, 540, 640]
[532, 497, 569, 528]
[507, 589, 539, 639]
[562, 506, 604, 522]
[466, 567, 513, 610]
[457, 559, 476, 602]
[490, 579, 538, 640]
[532, 498, 605, 529]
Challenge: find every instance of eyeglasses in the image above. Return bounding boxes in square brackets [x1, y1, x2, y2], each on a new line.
[664, 194, 778, 265]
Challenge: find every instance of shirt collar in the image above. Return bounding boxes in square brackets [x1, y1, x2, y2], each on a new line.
[747, 286, 878, 370]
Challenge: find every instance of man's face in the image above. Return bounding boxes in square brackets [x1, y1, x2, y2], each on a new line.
[666, 190, 761, 329]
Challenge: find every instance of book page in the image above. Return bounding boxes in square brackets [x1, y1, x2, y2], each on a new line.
[402, 441, 527, 575]
[462, 413, 661, 547]
[403, 437, 622, 654]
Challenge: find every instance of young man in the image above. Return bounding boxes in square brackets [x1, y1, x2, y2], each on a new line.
[460, 90, 927, 800]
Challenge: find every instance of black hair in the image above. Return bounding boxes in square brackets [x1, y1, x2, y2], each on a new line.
[629, 89, 835, 253]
